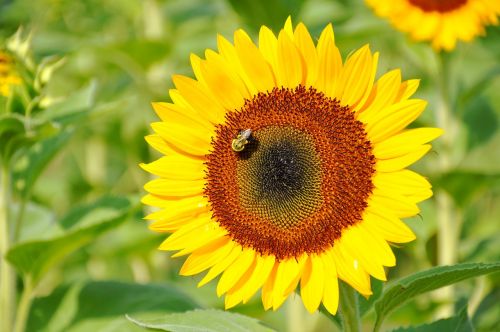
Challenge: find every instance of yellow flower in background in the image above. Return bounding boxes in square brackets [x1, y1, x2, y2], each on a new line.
[0, 51, 21, 96]
[366, 0, 500, 51]
[141, 18, 442, 314]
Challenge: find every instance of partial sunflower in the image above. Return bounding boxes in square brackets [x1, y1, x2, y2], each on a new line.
[366, 0, 500, 51]
[141, 18, 442, 314]
[0, 51, 21, 97]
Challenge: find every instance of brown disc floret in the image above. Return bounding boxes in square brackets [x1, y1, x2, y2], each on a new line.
[205, 86, 376, 260]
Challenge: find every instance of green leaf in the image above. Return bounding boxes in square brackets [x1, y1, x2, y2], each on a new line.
[6, 196, 133, 284]
[359, 278, 384, 317]
[226, 0, 307, 32]
[461, 95, 498, 150]
[0, 114, 25, 162]
[472, 288, 500, 331]
[374, 262, 500, 330]
[127, 309, 275, 332]
[12, 128, 73, 198]
[432, 171, 500, 207]
[41, 80, 96, 121]
[459, 131, 500, 173]
[391, 305, 473, 332]
[27, 281, 200, 332]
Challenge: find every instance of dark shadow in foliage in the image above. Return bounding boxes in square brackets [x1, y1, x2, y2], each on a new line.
[462, 96, 498, 151]
[26, 281, 200, 331]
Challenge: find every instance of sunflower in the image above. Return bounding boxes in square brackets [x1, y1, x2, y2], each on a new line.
[0, 52, 21, 97]
[141, 18, 441, 314]
[366, 0, 500, 51]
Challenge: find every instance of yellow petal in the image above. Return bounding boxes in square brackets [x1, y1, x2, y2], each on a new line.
[149, 215, 195, 233]
[368, 192, 420, 218]
[201, 50, 249, 110]
[189, 53, 205, 85]
[351, 52, 379, 112]
[140, 155, 205, 180]
[172, 75, 226, 124]
[217, 248, 255, 296]
[366, 99, 428, 143]
[274, 256, 304, 298]
[293, 22, 318, 86]
[159, 219, 225, 251]
[141, 193, 170, 208]
[217, 34, 257, 96]
[356, 69, 401, 118]
[143, 178, 204, 197]
[363, 209, 416, 243]
[331, 245, 372, 296]
[373, 170, 432, 201]
[262, 263, 279, 310]
[155, 213, 208, 241]
[143, 195, 208, 220]
[315, 24, 342, 97]
[373, 128, 443, 159]
[151, 121, 212, 157]
[234, 29, 276, 92]
[376, 144, 432, 172]
[151, 102, 212, 130]
[224, 254, 275, 309]
[321, 251, 339, 315]
[396, 79, 420, 102]
[284, 16, 294, 37]
[340, 227, 387, 281]
[335, 45, 373, 105]
[258, 26, 279, 76]
[300, 255, 324, 313]
[144, 134, 177, 156]
[198, 242, 240, 287]
[276, 30, 305, 88]
[179, 237, 233, 275]
[240, 255, 276, 303]
[358, 223, 396, 267]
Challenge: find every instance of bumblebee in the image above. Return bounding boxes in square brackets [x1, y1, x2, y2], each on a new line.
[231, 129, 252, 152]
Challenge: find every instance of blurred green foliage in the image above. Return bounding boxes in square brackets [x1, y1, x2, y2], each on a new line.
[0, 0, 499, 331]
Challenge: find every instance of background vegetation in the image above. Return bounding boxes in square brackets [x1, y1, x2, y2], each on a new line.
[0, 0, 499, 331]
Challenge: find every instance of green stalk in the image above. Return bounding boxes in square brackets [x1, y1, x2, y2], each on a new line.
[434, 51, 460, 315]
[287, 296, 305, 332]
[339, 281, 361, 332]
[13, 276, 33, 332]
[0, 165, 15, 332]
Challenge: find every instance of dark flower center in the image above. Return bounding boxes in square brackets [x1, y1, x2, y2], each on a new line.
[205, 86, 375, 259]
[408, 0, 468, 12]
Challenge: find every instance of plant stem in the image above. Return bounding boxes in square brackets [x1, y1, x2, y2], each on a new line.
[0, 165, 15, 332]
[339, 281, 361, 332]
[13, 277, 33, 332]
[287, 296, 305, 332]
[434, 51, 460, 316]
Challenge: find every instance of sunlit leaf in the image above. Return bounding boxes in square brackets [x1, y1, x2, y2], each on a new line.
[374, 262, 500, 330]
[127, 309, 275, 332]
[6, 196, 133, 284]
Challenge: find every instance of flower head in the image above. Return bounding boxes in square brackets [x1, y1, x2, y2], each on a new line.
[366, 0, 500, 51]
[141, 18, 442, 314]
[0, 51, 21, 97]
